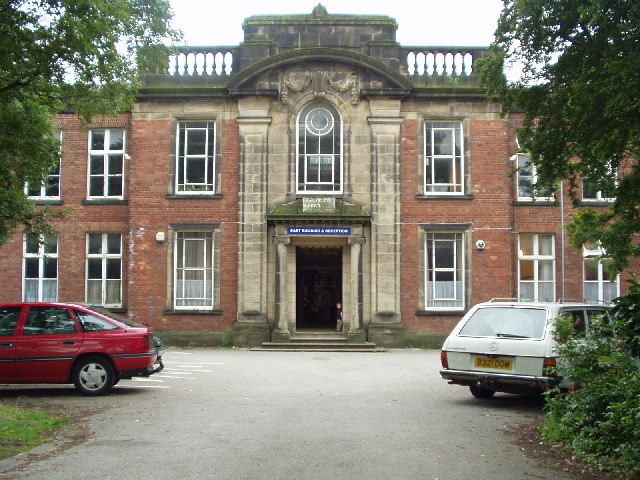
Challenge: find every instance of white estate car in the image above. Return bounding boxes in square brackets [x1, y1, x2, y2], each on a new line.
[439, 300, 610, 398]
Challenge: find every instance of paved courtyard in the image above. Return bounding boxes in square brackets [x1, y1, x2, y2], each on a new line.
[0, 349, 566, 480]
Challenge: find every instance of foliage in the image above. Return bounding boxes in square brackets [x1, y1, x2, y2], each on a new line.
[0, 0, 181, 244]
[0, 405, 69, 459]
[542, 283, 640, 477]
[479, 0, 640, 273]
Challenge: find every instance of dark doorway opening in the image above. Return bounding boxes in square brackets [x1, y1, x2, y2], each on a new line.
[296, 246, 342, 331]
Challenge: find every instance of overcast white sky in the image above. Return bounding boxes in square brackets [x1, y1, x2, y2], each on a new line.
[168, 0, 504, 47]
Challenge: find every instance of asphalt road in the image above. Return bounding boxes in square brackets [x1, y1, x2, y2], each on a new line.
[0, 349, 567, 480]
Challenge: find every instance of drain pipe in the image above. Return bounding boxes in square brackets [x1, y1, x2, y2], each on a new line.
[560, 181, 566, 300]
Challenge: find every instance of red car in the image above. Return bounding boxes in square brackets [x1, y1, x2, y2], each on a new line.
[0, 302, 161, 395]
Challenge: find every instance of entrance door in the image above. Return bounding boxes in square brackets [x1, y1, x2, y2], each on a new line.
[296, 247, 342, 330]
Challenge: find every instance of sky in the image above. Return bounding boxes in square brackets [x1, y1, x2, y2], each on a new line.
[168, 0, 504, 48]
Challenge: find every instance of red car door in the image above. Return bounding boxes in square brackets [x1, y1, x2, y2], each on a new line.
[0, 306, 23, 381]
[14, 305, 83, 382]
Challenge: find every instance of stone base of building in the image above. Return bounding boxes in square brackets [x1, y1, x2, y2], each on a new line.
[231, 321, 271, 347]
[271, 328, 291, 343]
[155, 331, 232, 348]
[348, 329, 367, 344]
[367, 323, 406, 348]
[402, 332, 449, 350]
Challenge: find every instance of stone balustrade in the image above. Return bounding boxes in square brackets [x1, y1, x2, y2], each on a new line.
[401, 47, 485, 77]
[165, 47, 237, 76]
[157, 46, 488, 78]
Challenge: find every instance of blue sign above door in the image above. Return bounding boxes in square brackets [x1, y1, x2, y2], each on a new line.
[287, 227, 352, 235]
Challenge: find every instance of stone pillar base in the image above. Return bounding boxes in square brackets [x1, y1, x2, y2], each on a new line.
[271, 328, 291, 343]
[348, 329, 367, 344]
[367, 323, 406, 348]
[231, 321, 270, 347]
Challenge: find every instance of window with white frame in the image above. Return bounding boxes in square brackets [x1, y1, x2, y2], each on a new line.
[174, 231, 213, 309]
[176, 121, 216, 193]
[424, 121, 463, 194]
[86, 233, 122, 307]
[425, 232, 465, 309]
[515, 153, 554, 201]
[516, 153, 535, 199]
[27, 131, 61, 199]
[582, 165, 616, 202]
[583, 244, 619, 303]
[88, 129, 125, 198]
[23, 234, 58, 302]
[297, 103, 342, 194]
[518, 233, 555, 301]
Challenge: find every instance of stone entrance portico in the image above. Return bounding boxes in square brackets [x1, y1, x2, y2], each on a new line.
[267, 198, 370, 344]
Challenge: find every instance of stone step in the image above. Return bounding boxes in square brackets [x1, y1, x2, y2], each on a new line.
[252, 338, 380, 352]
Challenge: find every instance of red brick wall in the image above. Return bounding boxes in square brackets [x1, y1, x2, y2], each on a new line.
[126, 117, 239, 331]
[400, 113, 638, 334]
[401, 116, 520, 333]
[0, 114, 131, 304]
[0, 114, 239, 333]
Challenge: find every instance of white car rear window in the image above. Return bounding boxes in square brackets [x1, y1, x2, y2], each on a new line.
[458, 307, 547, 339]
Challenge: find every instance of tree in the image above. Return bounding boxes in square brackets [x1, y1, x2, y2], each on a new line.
[479, 0, 640, 274]
[0, 0, 181, 244]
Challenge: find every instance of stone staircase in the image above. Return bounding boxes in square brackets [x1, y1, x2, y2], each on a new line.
[252, 331, 380, 352]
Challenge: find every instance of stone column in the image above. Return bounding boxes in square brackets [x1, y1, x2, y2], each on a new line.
[348, 236, 366, 343]
[367, 99, 405, 346]
[272, 235, 291, 342]
[231, 98, 272, 346]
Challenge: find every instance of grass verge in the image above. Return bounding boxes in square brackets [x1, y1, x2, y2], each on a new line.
[0, 405, 69, 460]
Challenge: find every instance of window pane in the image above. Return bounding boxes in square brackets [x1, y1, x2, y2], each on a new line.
[91, 130, 105, 150]
[108, 154, 123, 174]
[45, 177, 60, 197]
[105, 280, 121, 304]
[75, 311, 120, 332]
[539, 235, 553, 256]
[185, 158, 205, 183]
[44, 235, 57, 254]
[520, 234, 534, 256]
[107, 234, 121, 254]
[90, 155, 104, 174]
[88, 234, 102, 254]
[25, 235, 39, 254]
[520, 260, 534, 280]
[88, 259, 102, 279]
[601, 259, 614, 281]
[433, 129, 453, 155]
[24, 280, 38, 301]
[109, 130, 124, 150]
[0, 307, 21, 336]
[90, 177, 104, 196]
[25, 258, 39, 278]
[434, 158, 452, 184]
[184, 239, 205, 268]
[106, 259, 121, 279]
[108, 176, 123, 196]
[584, 258, 599, 281]
[43, 257, 57, 279]
[434, 241, 453, 268]
[538, 260, 554, 281]
[186, 129, 207, 155]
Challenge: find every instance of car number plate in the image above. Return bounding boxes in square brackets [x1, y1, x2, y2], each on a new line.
[474, 357, 513, 370]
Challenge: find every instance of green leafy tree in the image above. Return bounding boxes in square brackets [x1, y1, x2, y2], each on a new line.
[0, 0, 181, 244]
[543, 298, 640, 476]
[479, 0, 640, 273]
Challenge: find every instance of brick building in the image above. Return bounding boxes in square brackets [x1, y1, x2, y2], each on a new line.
[0, 6, 633, 347]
